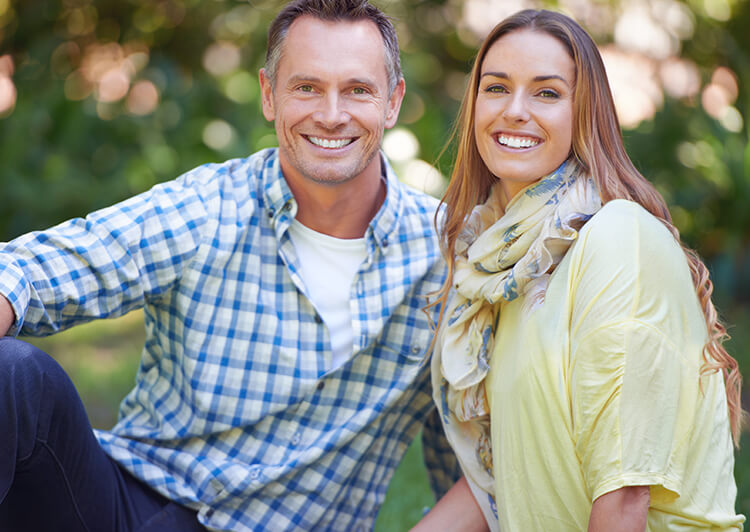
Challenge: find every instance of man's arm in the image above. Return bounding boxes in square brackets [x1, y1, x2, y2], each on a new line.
[588, 485, 650, 532]
[421, 409, 462, 498]
[0, 294, 14, 336]
[411, 476, 489, 532]
[0, 170, 216, 336]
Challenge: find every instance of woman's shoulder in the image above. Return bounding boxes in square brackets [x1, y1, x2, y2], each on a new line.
[564, 202, 704, 353]
[582, 199, 668, 236]
[575, 199, 683, 264]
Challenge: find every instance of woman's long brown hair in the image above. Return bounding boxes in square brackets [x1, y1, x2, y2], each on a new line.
[431, 9, 744, 445]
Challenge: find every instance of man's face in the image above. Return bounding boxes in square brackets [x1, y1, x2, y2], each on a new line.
[260, 16, 404, 188]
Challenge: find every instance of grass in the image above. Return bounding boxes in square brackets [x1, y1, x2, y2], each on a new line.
[23, 305, 750, 529]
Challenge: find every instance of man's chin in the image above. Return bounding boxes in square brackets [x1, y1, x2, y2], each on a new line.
[299, 162, 368, 186]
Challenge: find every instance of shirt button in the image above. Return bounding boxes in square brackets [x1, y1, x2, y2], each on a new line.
[249, 466, 261, 480]
[291, 432, 302, 446]
[317, 381, 325, 391]
[283, 201, 293, 211]
[412, 346, 421, 354]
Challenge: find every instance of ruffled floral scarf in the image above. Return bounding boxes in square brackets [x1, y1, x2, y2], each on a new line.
[432, 159, 601, 522]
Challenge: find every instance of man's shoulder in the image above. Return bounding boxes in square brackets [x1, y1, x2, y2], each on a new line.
[177, 149, 277, 188]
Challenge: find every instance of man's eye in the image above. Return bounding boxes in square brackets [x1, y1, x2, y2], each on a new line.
[352, 87, 368, 95]
[298, 85, 314, 93]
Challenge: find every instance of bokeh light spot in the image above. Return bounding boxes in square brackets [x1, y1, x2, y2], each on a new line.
[461, 0, 533, 41]
[702, 83, 731, 119]
[0, 75, 16, 115]
[203, 42, 241, 77]
[51, 42, 81, 79]
[399, 92, 425, 124]
[704, 0, 731, 21]
[97, 68, 130, 102]
[383, 127, 420, 163]
[64, 70, 91, 101]
[659, 57, 700, 99]
[127, 80, 159, 115]
[225, 71, 257, 103]
[203, 119, 235, 151]
[719, 107, 743, 133]
[600, 46, 662, 128]
[0, 54, 13, 77]
[398, 159, 446, 197]
[614, 4, 676, 59]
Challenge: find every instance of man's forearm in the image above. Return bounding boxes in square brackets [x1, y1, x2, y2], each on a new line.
[0, 295, 15, 336]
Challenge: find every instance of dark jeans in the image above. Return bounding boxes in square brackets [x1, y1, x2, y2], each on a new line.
[0, 337, 205, 532]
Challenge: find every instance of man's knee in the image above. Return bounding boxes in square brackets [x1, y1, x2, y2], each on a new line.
[0, 337, 66, 381]
[0, 337, 74, 408]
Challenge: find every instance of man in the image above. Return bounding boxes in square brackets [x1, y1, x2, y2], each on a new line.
[0, 0, 457, 530]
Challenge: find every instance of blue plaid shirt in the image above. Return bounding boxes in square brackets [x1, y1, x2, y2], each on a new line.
[0, 149, 457, 531]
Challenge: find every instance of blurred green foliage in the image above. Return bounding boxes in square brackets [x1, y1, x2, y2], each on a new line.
[3, 0, 750, 526]
[1, 0, 748, 306]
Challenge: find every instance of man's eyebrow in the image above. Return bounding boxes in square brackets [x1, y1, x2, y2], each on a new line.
[286, 74, 322, 85]
[346, 77, 377, 87]
[285, 75, 378, 87]
[480, 71, 570, 86]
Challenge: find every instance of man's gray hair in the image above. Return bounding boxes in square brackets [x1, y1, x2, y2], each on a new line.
[264, 0, 402, 95]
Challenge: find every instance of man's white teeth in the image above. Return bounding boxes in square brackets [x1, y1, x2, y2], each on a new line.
[309, 136, 353, 149]
[497, 135, 539, 149]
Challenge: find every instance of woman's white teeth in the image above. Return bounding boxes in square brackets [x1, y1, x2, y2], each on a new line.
[309, 136, 353, 149]
[497, 135, 539, 149]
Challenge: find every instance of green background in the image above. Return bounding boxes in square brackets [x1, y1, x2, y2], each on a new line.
[2, 0, 749, 529]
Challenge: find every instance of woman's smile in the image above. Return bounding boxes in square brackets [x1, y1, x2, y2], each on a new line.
[494, 132, 542, 149]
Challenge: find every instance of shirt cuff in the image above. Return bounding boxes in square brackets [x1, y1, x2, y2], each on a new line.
[0, 260, 30, 336]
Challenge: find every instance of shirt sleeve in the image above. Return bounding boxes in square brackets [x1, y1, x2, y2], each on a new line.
[0, 168, 218, 336]
[567, 200, 706, 504]
[422, 406, 462, 499]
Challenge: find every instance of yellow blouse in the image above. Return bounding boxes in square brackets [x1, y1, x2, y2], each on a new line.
[485, 200, 743, 530]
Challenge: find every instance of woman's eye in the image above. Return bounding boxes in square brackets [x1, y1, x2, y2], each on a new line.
[538, 89, 560, 99]
[484, 84, 508, 94]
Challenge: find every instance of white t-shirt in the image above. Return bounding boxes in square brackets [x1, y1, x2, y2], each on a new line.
[287, 219, 368, 371]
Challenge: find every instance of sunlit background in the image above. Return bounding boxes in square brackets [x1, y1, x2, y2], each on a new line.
[4, 0, 746, 267]
[1, 0, 749, 526]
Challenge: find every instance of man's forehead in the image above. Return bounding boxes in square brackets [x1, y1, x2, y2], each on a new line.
[276, 15, 389, 83]
[282, 15, 385, 51]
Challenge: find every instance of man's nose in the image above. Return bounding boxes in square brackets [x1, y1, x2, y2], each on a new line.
[313, 93, 350, 128]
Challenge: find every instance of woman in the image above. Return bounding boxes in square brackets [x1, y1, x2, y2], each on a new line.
[418, 9, 744, 532]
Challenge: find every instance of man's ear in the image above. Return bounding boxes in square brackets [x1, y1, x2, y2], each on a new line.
[384, 78, 406, 129]
[259, 68, 275, 122]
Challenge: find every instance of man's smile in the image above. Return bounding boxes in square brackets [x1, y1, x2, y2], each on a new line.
[305, 135, 356, 149]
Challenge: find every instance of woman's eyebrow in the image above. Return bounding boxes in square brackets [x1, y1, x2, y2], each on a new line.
[480, 71, 570, 86]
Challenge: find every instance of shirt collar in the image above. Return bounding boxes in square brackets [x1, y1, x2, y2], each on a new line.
[260, 148, 402, 251]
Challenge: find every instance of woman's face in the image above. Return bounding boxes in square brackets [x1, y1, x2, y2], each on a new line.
[474, 29, 575, 202]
